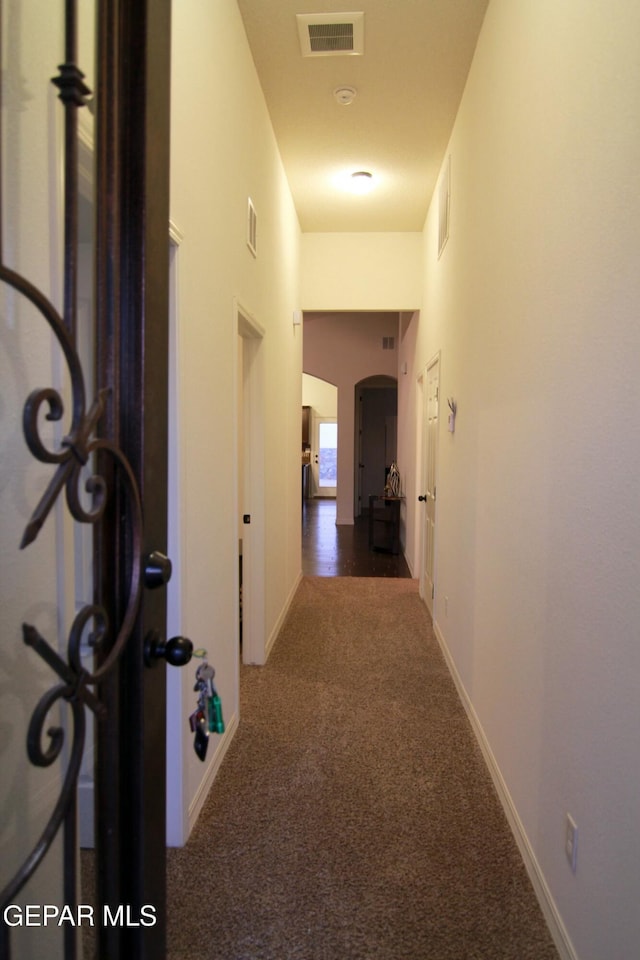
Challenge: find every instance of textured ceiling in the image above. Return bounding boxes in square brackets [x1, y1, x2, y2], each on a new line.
[237, 0, 489, 232]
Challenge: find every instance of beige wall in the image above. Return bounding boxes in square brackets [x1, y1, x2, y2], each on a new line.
[399, 2, 640, 957]
[302, 373, 338, 419]
[301, 233, 423, 311]
[168, 0, 302, 842]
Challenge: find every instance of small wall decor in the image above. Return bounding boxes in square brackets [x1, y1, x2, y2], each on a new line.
[447, 397, 457, 433]
[386, 461, 401, 497]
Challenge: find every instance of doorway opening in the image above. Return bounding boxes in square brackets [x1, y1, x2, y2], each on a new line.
[302, 374, 338, 501]
[315, 419, 338, 496]
[355, 376, 398, 519]
[236, 301, 266, 665]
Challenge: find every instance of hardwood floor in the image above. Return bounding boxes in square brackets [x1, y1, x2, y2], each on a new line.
[302, 498, 412, 578]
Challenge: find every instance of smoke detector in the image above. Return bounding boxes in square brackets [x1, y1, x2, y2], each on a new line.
[334, 86, 357, 105]
[297, 13, 364, 57]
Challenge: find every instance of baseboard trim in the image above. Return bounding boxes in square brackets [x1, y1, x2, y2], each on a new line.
[265, 570, 303, 661]
[432, 618, 578, 960]
[184, 709, 238, 842]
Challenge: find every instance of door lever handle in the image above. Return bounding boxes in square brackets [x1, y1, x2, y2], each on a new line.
[418, 494, 427, 502]
[144, 630, 193, 668]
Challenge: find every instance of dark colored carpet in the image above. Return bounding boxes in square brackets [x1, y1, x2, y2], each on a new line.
[166, 577, 559, 960]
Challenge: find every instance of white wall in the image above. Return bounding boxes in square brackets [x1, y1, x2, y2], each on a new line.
[301, 233, 422, 311]
[303, 312, 398, 524]
[167, 0, 302, 843]
[400, 2, 640, 958]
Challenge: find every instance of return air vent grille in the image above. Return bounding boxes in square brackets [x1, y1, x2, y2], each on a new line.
[382, 337, 395, 351]
[309, 22, 353, 53]
[297, 13, 364, 57]
[247, 197, 257, 258]
[438, 155, 451, 258]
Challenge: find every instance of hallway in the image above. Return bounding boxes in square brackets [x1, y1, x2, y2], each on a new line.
[166, 577, 559, 960]
[302, 499, 411, 578]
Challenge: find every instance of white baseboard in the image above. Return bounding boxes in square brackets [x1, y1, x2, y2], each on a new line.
[184, 709, 238, 841]
[265, 570, 302, 660]
[432, 618, 578, 960]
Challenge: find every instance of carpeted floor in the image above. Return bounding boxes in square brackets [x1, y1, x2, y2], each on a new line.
[167, 577, 560, 960]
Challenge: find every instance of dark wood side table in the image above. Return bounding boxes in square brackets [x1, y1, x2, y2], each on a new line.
[368, 495, 403, 554]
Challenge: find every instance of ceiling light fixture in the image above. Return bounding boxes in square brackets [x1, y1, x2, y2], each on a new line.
[350, 170, 374, 194]
[334, 85, 357, 105]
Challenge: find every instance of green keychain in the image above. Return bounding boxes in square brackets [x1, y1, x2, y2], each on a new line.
[208, 692, 225, 735]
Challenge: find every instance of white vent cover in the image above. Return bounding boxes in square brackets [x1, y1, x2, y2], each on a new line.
[297, 13, 364, 57]
[247, 197, 257, 258]
[438, 155, 451, 259]
[382, 336, 395, 351]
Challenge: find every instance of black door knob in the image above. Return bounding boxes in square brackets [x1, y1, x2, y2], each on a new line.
[144, 630, 193, 668]
[418, 494, 427, 502]
[144, 550, 173, 588]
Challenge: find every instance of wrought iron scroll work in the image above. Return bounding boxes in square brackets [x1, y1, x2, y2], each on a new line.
[0, 0, 143, 926]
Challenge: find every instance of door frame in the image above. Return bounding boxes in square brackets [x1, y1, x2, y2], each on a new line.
[166, 221, 187, 844]
[93, 3, 173, 955]
[235, 299, 266, 665]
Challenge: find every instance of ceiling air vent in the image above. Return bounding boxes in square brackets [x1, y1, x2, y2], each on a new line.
[297, 13, 364, 57]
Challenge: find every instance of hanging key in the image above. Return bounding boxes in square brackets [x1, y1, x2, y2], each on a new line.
[189, 657, 224, 758]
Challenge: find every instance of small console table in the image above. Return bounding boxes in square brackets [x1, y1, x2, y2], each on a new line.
[368, 495, 403, 555]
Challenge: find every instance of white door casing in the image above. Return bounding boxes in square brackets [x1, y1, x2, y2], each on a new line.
[236, 301, 266, 665]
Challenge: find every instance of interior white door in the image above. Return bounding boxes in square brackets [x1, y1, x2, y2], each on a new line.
[419, 356, 439, 615]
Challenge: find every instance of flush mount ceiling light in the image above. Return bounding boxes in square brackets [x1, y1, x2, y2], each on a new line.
[349, 170, 374, 194]
[334, 85, 357, 105]
[331, 167, 379, 195]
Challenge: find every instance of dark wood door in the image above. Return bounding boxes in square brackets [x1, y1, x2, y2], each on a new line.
[0, 2, 176, 957]
[94, 3, 173, 957]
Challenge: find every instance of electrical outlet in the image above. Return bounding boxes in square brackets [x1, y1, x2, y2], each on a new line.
[565, 814, 578, 872]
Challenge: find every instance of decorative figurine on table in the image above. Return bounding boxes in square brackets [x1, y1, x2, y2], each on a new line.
[385, 462, 401, 497]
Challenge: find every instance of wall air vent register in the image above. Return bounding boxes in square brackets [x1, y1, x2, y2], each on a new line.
[247, 197, 257, 258]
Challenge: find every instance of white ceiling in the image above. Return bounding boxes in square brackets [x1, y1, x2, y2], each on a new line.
[236, 0, 489, 233]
